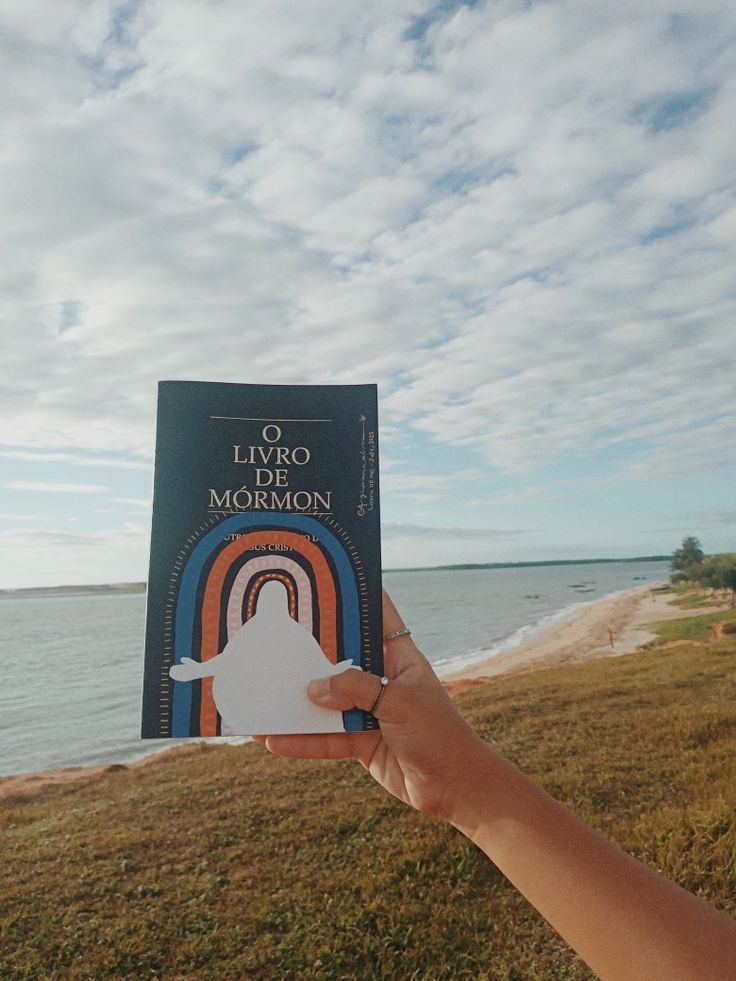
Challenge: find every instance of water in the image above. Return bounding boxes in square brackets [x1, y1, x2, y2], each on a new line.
[385, 560, 670, 672]
[1, 559, 669, 776]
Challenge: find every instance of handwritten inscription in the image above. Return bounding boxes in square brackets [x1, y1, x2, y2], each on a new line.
[357, 415, 376, 517]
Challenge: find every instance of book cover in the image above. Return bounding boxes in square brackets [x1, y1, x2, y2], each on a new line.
[141, 381, 382, 738]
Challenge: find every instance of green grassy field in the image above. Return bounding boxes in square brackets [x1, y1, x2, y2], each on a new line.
[1, 615, 735, 980]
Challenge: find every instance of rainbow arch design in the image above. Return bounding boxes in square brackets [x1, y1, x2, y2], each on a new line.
[226, 555, 313, 638]
[171, 513, 363, 736]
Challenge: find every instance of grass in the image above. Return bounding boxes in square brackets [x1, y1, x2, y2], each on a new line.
[650, 608, 736, 643]
[663, 582, 736, 610]
[1, 622, 735, 979]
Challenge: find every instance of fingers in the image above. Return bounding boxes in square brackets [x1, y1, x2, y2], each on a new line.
[260, 731, 380, 760]
[309, 668, 397, 719]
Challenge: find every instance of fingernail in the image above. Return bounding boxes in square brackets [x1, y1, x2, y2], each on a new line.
[308, 678, 331, 702]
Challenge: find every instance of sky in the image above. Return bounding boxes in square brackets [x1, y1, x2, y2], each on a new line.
[1, 0, 735, 588]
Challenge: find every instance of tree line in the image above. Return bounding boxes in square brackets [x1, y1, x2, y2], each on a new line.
[671, 536, 736, 606]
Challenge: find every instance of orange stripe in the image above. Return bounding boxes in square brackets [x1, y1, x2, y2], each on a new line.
[246, 573, 297, 620]
[198, 531, 337, 736]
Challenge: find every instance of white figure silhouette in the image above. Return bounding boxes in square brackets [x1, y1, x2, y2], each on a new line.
[170, 580, 354, 734]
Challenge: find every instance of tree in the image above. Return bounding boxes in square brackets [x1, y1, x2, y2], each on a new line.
[671, 536, 704, 580]
[691, 553, 736, 608]
[722, 565, 736, 609]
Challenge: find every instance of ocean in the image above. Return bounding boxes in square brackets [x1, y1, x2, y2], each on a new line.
[1, 559, 670, 777]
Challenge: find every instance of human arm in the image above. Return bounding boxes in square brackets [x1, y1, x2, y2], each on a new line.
[448, 742, 736, 981]
[257, 590, 736, 980]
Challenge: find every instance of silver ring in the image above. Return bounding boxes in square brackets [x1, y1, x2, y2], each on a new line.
[384, 627, 411, 642]
[369, 675, 389, 715]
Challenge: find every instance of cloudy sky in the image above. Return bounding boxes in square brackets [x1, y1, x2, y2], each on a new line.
[1, 0, 735, 588]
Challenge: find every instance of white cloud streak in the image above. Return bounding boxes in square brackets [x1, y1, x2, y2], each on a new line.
[381, 467, 481, 493]
[1, 450, 150, 470]
[111, 497, 151, 508]
[4, 481, 108, 494]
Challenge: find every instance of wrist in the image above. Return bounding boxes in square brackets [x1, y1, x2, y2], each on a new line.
[443, 736, 510, 839]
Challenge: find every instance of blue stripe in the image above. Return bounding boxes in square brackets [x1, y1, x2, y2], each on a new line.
[172, 514, 362, 734]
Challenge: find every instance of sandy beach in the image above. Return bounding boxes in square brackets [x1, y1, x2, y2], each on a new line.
[2, 585, 728, 803]
[442, 585, 727, 694]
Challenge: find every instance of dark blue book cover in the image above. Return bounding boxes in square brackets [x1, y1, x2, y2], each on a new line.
[141, 381, 382, 738]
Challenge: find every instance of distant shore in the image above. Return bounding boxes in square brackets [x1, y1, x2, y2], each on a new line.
[0, 582, 146, 600]
[388, 555, 670, 573]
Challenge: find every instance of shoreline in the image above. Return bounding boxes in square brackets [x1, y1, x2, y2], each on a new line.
[2, 585, 728, 803]
[442, 584, 725, 695]
[432, 585, 650, 678]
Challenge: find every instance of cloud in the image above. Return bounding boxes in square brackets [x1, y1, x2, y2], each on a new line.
[0, 523, 149, 588]
[0, 450, 150, 470]
[381, 467, 481, 493]
[383, 521, 533, 541]
[381, 519, 535, 567]
[0, 530, 99, 546]
[701, 510, 736, 526]
[111, 497, 151, 508]
[465, 485, 561, 507]
[0, 0, 734, 489]
[4, 481, 108, 494]
[667, 509, 736, 528]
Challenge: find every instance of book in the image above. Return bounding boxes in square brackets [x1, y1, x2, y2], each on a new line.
[141, 381, 383, 738]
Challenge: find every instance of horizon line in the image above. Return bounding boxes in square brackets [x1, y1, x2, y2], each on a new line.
[0, 555, 674, 594]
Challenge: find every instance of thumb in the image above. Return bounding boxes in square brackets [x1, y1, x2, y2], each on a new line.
[308, 668, 389, 716]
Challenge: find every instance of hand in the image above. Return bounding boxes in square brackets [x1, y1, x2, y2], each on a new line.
[254, 589, 493, 824]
